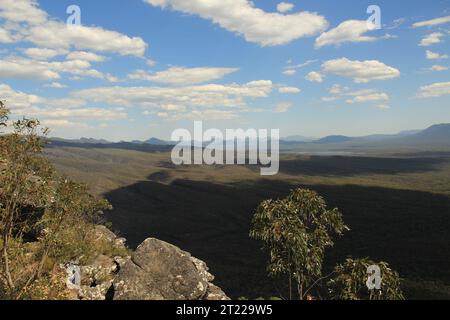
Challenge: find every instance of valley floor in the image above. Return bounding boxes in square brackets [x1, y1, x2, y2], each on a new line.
[45, 146, 450, 299]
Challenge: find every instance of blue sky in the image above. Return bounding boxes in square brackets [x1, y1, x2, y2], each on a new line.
[0, 0, 449, 141]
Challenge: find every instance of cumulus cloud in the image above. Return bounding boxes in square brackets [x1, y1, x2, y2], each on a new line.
[40, 119, 90, 129]
[428, 65, 448, 72]
[0, 27, 14, 43]
[0, 57, 60, 80]
[0, 0, 147, 57]
[321, 88, 389, 106]
[66, 51, 107, 62]
[0, 57, 118, 82]
[0, 84, 127, 121]
[417, 81, 450, 98]
[283, 69, 297, 76]
[23, 47, 66, 60]
[315, 20, 380, 48]
[305, 71, 324, 83]
[426, 50, 448, 60]
[413, 15, 450, 28]
[278, 86, 301, 94]
[419, 32, 445, 46]
[276, 2, 294, 13]
[273, 102, 292, 113]
[146, 59, 157, 67]
[45, 82, 67, 89]
[158, 109, 239, 121]
[128, 66, 239, 85]
[283, 59, 317, 76]
[346, 91, 389, 104]
[145, 0, 328, 46]
[72, 80, 273, 121]
[322, 58, 400, 83]
[31, 107, 127, 121]
[329, 84, 349, 95]
[0, 0, 47, 26]
[0, 83, 43, 110]
[26, 22, 147, 57]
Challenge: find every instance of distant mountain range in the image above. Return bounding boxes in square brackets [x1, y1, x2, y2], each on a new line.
[49, 123, 450, 150]
[281, 124, 449, 146]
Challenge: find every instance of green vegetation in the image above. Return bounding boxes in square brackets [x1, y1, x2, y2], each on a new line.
[2, 99, 449, 299]
[328, 258, 404, 300]
[44, 141, 450, 299]
[0, 102, 113, 300]
[250, 188, 348, 300]
[250, 188, 403, 300]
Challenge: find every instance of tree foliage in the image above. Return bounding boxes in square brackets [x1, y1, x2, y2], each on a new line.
[250, 188, 348, 299]
[328, 258, 404, 300]
[0, 102, 112, 299]
[250, 188, 405, 300]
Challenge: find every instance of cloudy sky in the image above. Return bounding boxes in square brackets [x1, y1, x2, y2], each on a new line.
[0, 0, 449, 141]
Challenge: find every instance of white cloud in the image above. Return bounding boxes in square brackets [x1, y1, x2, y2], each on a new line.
[283, 69, 297, 76]
[0, 27, 14, 43]
[40, 119, 89, 129]
[419, 32, 445, 46]
[146, 59, 157, 67]
[426, 50, 448, 60]
[0, 0, 147, 57]
[413, 15, 450, 28]
[322, 58, 400, 83]
[346, 92, 389, 104]
[157, 109, 239, 121]
[417, 81, 450, 98]
[315, 20, 379, 48]
[321, 88, 389, 106]
[276, 2, 294, 13]
[0, 84, 127, 127]
[145, 0, 328, 46]
[0, 84, 43, 110]
[305, 71, 324, 83]
[283, 59, 317, 76]
[31, 107, 127, 121]
[66, 51, 107, 62]
[23, 47, 65, 60]
[0, 57, 118, 81]
[375, 104, 390, 110]
[321, 96, 338, 102]
[26, 22, 147, 57]
[45, 82, 67, 89]
[273, 102, 292, 113]
[0, 57, 60, 80]
[128, 66, 239, 85]
[73, 80, 273, 120]
[0, 0, 47, 26]
[428, 65, 448, 72]
[329, 84, 349, 95]
[279, 86, 301, 94]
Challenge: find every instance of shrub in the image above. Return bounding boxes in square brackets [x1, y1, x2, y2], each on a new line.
[0, 101, 112, 299]
[328, 258, 404, 300]
[250, 188, 348, 300]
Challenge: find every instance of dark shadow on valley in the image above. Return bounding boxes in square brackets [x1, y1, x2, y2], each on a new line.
[276, 156, 447, 176]
[103, 173, 450, 299]
[156, 155, 448, 177]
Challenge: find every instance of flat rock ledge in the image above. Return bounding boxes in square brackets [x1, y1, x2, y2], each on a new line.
[67, 226, 229, 300]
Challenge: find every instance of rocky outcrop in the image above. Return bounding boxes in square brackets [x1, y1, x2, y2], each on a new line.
[64, 227, 228, 300]
[113, 238, 229, 300]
